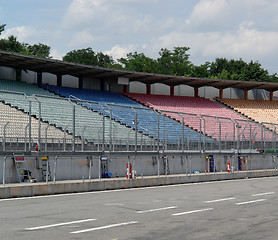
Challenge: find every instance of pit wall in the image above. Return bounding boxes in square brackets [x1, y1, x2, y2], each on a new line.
[1, 152, 277, 184]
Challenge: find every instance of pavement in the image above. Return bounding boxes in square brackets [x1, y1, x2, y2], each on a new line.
[0, 176, 277, 240]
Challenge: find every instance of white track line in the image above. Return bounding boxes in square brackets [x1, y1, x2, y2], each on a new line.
[25, 218, 96, 230]
[104, 203, 124, 206]
[236, 199, 266, 205]
[71, 221, 138, 234]
[205, 197, 236, 203]
[137, 206, 177, 214]
[252, 192, 275, 197]
[172, 208, 213, 216]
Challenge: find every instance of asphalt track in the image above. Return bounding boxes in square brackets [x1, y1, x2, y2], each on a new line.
[0, 176, 277, 240]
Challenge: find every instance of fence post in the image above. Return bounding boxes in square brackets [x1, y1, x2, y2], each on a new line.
[2, 156, 8, 186]
[72, 104, 75, 152]
[131, 108, 138, 153]
[3, 122, 9, 151]
[54, 156, 58, 183]
[28, 100, 32, 152]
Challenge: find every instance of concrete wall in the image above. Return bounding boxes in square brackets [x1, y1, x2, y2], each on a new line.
[1, 152, 277, 184]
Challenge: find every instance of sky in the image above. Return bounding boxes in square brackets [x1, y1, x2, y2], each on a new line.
[1, 0, 278, 73]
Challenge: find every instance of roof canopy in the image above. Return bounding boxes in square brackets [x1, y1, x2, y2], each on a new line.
[1, 50, 278, 91]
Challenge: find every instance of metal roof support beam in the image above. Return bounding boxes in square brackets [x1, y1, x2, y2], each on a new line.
[269, 90, 273, 101]
[146, 83, 151, 95]
[244, 88, 248, 100]
[219, 88, 223, 99]
[194, 87, 199, 98]
[170, 85, 175, 97]
[37, 72, 42, 85]
[57, 74, 63, 87]
[78, 76, 83, 89]
[123, 84, 128, 93]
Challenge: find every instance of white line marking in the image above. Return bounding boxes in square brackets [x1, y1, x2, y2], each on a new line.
[205, 197, 236, 203]
[25, 219, 96, 230]
[172, 208, 213, 216]
[252, 192, 275, 197]
[236, 199, 266, 205]
[137, 206, 177, 213]
[71, 221, 138, 234]
[104, 203, 124, 206]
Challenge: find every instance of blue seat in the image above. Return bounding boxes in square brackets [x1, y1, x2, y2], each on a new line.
[40, 85, 212, 144]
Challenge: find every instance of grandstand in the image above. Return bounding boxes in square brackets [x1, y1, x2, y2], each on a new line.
[38, 84, 212, 147]
[217, 98, 278, 130]
[124, 93, 274, 145]
[0, 79, 156, 151]
[0, 51, 278, 183]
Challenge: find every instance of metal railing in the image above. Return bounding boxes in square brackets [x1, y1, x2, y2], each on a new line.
[0, 90, 277, 153]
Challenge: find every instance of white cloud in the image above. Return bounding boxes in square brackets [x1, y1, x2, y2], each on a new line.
[50, 49, 64, 60]
[104, 44, 137, 60]
[0, 26, 34, 41]
[68, 30, 95, 48]
[156, 23, 278, 68]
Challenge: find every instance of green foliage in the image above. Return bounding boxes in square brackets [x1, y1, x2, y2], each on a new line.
[0, 22, 277, 83]
[207, 58, 270, 82]
[156, 47, 193, 76]
[118, 52, 158, 73]
[0, 35, 28, 54]
[63, 47, 114, 68]
[27, 43, 51, 58]
[0, 24, 6, 35]
[0, 24, 51, 58]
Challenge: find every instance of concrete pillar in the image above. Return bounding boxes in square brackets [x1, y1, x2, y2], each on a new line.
[219, 88, 223, 99]
[100, 79, 105, 91]
[37, 72, 42, 85]
[194, 87, 199, 98]
[146, 83, 151, 95]
[244, 89, 248, 100]
[78, 76, 83, 89]
[269, 90, 274, 101]
[123, 85, 129, 93]
[57, 74, 62, 87]
[15, 69, 21, 82]
[170, 85, 175, 97]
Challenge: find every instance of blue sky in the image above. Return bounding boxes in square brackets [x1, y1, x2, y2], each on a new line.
[1, 0, 278, 74]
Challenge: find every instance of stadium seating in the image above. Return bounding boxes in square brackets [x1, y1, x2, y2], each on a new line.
[124, 93, 271, 142]
[0, 80, 154, 148]
[217, 98, 278, 132]
[38, 84, 211, 145]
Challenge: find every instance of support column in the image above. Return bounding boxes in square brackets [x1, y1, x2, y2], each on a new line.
[57, 74, 62, 87]
[37, 72, 42, 85]
[170, 85, 175, 97]
[15, 69, 21, 82]
[244, 89, 248, 100]
[194, 87, 199, 98]
[123, 85, 129, 93]
[269, 90, 274, 101]
[100, 79, 105, 91]
[78, 76, 83, 89]
[219, 88, 223, 99]
[146, 83, 151, 95]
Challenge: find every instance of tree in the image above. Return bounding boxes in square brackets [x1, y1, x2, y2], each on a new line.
[27, 43, 51, 58]
[63, 47, 114, 67]
[0, 24, 6, 35]
[118, 52, 158, 73]
[156, 47, 193, 76]
[0, 35, 28, 54]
